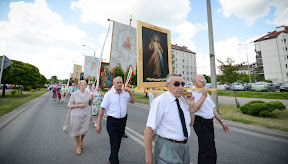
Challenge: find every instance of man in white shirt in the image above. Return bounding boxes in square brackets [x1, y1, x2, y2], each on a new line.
[191, 74, 229, 164]
[96, 76, 135, 164]
[144, 74, 195, 164]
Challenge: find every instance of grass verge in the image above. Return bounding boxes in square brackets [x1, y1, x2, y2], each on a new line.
[214, 90, 288, 100]
[218, 103, 288, 132]
[0, 89, 49, 117]
[133, 93, 288, 132]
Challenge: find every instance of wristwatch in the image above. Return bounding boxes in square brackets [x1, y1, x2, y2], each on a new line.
[219, 119, 224, 123]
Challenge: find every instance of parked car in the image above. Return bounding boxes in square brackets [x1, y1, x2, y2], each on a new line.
[205, 83, 211, 88]
[217, 84, 230, 91]
[280, 82, 288, 92]
[273, 82, 284, 89]
[184, 82, 194, 88]
[230, 83, 252, 91]
[251, 82, 276, 92]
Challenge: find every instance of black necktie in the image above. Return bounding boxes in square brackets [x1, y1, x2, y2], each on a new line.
[175, 98, 188, 138]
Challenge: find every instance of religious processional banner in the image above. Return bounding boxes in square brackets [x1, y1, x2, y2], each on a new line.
[100, 62, 113, 88]
[71, 64, 82, 81]
[84, 55, 101, 78]
[110, 21, 137, 73]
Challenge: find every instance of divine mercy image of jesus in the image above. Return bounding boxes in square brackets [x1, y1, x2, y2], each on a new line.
[142, 27, 168, 82]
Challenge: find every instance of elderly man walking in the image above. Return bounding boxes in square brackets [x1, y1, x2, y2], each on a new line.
[96, 76, 135, 164]
[144, 73, 195, 164]
[191, 74, 229, 164]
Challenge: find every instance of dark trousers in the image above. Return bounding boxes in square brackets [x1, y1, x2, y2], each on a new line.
[106, 115, 127, 164]
[193, 115, 217, 164]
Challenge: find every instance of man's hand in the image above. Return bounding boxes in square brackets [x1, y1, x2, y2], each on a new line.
[124, 87, 132, 94]
[221, 121, 230, 133]
[96, 123, 101, 134]
[201, 87, 208, 97]
[184, 91, 195, 109]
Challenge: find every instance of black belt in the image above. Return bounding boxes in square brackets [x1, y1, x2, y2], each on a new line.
[160, 136, 188, 144]
[195, 115, 213, 122]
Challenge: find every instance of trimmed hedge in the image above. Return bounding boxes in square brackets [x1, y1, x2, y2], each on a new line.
[240, 100, 286, 117]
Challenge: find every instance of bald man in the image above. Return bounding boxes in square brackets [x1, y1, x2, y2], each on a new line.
[191, 74, 229, 164]
[96, 76, 135, 164]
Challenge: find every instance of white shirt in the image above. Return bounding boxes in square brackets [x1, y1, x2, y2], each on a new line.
[101, 86, 130, 118]
[146, 91, 191, 141]
[191, 90, 215, 119]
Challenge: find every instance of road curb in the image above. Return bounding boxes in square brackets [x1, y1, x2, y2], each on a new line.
[0, 91, 49, 131]
[214, 119, 288, 140]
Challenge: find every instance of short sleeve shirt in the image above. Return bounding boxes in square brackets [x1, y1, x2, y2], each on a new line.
[146, 91, 191, 141]
[192, 90, 215, 119]
[101, 86, 130, 118]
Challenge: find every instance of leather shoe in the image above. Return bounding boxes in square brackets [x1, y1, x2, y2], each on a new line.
[123, 132, 128, 138]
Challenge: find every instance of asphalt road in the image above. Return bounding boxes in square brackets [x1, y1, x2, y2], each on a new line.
[0, 92, 288, 164]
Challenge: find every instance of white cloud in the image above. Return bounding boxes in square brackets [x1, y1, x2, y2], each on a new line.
[0, 0, 89, 79]
[218, 0, 271, 25]
[71, 0, 190, 28]
[267, 0, 288, 25]
[218, 0, 288, 26]
[214, 36, 261, 73]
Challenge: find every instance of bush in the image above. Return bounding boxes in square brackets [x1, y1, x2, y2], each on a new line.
[30, 89, 35, 92]
[240, 100, 286, 117]
[11, 90, 17, 95]
[23, 86, 31, 91]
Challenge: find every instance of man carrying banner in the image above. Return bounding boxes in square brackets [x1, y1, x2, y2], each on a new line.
[144, 74, 195, 164]
[96, 76, 135, 164]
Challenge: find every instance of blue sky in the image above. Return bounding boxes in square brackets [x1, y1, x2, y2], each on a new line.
[0, 0, 287, 80]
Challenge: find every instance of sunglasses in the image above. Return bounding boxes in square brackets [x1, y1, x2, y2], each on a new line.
[171, 82, 185, 87]
[89, 84, 93, 85]
[199, 79, 207, 82]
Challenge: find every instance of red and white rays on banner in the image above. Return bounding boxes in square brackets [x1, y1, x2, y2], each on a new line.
[125, 67, 133, 87]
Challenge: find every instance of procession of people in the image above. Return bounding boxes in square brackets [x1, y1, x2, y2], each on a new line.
[49, 71, 229, 164]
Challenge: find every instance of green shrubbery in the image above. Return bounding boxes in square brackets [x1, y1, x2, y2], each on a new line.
[11, 90, 17, 95]
[30, 89, 35, 92]
[240, 100, 286, 117]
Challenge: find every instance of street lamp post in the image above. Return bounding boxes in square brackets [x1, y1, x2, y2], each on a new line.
[239, 43, 252, 84]
[82, 45, 96, 57]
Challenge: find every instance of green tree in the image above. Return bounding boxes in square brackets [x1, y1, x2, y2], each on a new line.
[2, 59, 42, 96]
[203, 74, 211, 83]
[50, 76, 59, 84]
[217, 58, 244, 108]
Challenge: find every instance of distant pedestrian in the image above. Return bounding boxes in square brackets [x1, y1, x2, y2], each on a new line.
[52, 86, 57, 101]
[60, 85, 67, 103]
[96, 76, 135, 164]
[67, 80, 93, 155]
[191, 74, 229, 164]
[57, 85, 61, 102]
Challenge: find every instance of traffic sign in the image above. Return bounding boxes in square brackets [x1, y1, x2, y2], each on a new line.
[0, 56, 13, 70]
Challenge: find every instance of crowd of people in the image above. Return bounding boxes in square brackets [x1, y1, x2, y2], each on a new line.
[52, 73, 229, 164]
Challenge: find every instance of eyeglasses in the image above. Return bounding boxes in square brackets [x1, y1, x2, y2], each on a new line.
[170, 82, 185, 87]
[198, 79, 207, 82]
[89, 84, 93, 85]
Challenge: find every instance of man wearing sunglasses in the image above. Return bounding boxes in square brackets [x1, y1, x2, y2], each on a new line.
[144, 74, 195, 164]
[191, 74, 229, 164]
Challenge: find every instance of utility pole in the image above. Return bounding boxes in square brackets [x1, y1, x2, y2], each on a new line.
[206, 0, 219, 112]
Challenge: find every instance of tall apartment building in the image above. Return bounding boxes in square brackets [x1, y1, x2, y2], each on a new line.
[254, 25, 288, 82]
[171, 44, 197, 83]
